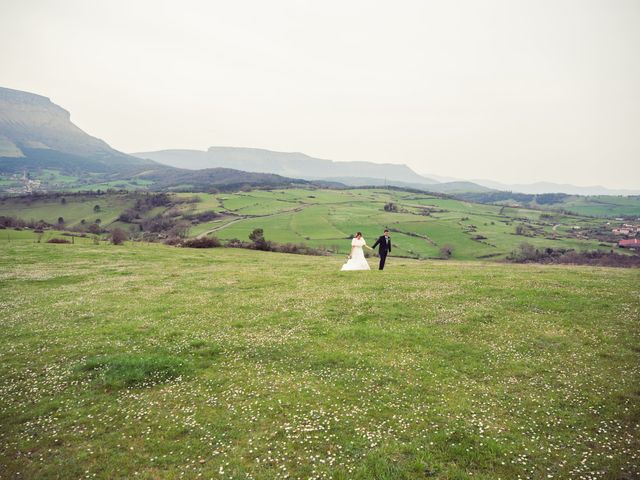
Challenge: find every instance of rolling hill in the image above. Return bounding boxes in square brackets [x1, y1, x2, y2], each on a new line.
[2, 187, 633, 261]
[0, 86, 154, 173]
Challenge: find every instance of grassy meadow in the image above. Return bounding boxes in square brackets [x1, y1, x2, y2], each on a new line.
[1, 237, 638, 479]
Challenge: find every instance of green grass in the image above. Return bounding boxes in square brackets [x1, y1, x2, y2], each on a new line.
[78, 353, 192, 390]
[37, 169, 80, 185]
[557, 195, 640, 217]
[0, 193, 136, 228]
[201, 189, 621, 260]
[1, 188, 637, 261]
[0, 240, 638, 479]
[67, 179, 155, 192]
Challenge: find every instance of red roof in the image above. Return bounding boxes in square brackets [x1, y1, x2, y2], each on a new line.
[619, 238, 640, 247]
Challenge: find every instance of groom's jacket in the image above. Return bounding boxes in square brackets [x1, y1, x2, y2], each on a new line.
[372, 235, 392, 254]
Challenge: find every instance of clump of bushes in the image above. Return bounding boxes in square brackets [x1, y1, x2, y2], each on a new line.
[181, 236, 222, 248]
[163, 237, 183, 246]
[0, 215, 50, 230]
[182, 210, 219, 223]
[507, 242, 640, 268]
[224, 229, 329, 256]
[225, 238, 249, 248]
[272, 243, 327, 256]
[439, 244, 454, 259]
[110, 228, 128, 245]
[46, 238, 71, 244]
[248, 228, 271, 251]
[166, 228, 328, 255]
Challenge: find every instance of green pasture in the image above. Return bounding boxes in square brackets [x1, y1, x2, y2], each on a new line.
[201, 189, 619, 259]
[0, 194, 135, 227]
[1, 188, 637, 260]
[0, 240, 638, 479]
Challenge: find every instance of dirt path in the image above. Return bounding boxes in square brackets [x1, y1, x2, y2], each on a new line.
[196, 217, 247, 238]
[195, 204, 310, 238]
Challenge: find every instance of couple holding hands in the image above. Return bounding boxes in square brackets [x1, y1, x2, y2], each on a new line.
[341, 229, 391, 271]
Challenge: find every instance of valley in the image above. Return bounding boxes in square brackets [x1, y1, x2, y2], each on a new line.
[2, 188, 637, 261]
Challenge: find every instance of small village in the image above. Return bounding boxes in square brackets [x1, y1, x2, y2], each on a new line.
[1, 171, 44, 195]
[610, 222, 640, 249]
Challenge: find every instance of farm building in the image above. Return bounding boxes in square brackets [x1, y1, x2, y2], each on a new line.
[618, 238, 640, 249]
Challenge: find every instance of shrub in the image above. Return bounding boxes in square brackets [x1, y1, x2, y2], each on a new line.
[118, 209, 138, 222]
[182, 210, 219, 223]
[163, 236, 183, 246]
[141, 215, 177, 233]
[110, 227, 128, 245]
[47, 238, 71, 244]
[168, 220, 191, 238]
[507, 243, 640, 267]
[249, 228, 271, 250]
[181, 236, 221, 248]
[249, 228, 265, 242]
[225, 238, 249, 248]
[439, 244, 454, 259]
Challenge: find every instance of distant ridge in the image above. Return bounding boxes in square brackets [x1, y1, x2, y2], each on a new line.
[471, 179, 640, 196]
[132, 146, 440, 186]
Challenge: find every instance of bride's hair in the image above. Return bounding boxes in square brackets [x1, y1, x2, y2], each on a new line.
[356, 231, 362, 237]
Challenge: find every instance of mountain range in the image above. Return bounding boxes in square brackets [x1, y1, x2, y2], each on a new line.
[132, 147, 491, 193]
[0, 87, 307, 190]
[421, 173, 640, 196]
[133, 147, 436, 185]
[469, 179, 640, 196]
[1, 86, 637, 196]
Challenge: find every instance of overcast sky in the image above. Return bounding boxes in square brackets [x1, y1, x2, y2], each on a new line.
[1, 0, 639, 188]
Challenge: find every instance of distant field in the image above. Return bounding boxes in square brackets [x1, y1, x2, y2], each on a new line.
[557, 195, 640, 217]
[1, 188, 636, 261]
[0, 193, 135, 228]
[0, 240, 638, 479]
[185, 189, 622, 260]
[2, 166, 639, 220]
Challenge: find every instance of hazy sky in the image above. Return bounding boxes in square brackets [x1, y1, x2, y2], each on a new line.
[1, 0, 639, 188]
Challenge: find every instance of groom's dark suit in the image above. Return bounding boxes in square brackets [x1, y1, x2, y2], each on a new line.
[372, 235, 392, 270]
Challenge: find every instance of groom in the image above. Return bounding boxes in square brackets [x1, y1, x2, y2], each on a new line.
[372, 229, 392, 270]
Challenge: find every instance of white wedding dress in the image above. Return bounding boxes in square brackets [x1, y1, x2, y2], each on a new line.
[341, 237, 371, 271]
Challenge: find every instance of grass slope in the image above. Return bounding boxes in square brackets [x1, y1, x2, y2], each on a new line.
[0, 193, 135, 228]
[0, 240, 638, 479]
[1, 188, 637, 260]
[183, 189, 619, 260]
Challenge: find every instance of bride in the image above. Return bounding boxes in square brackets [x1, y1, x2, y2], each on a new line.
[341, 232, 373, 271]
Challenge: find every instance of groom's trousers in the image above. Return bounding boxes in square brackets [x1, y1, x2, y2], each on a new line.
[379, 253, 387, 270]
